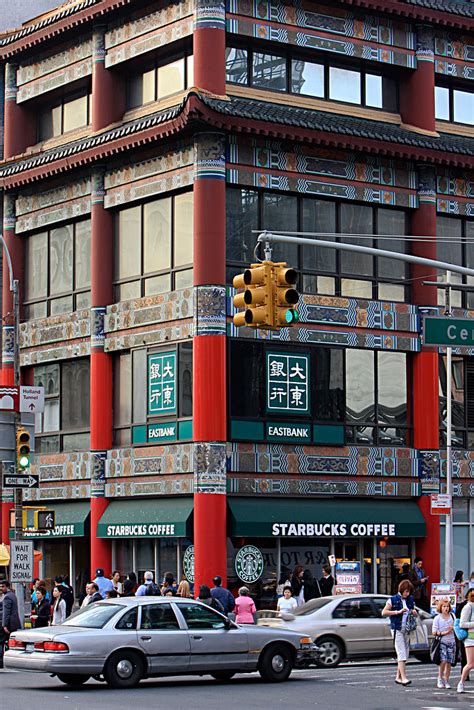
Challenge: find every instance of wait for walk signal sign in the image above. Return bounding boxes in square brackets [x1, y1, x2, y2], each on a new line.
[233, 261, 299, 330]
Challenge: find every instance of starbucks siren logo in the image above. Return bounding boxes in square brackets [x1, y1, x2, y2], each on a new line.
[235, 545, 264, 584]
[183, 545, 195, 583]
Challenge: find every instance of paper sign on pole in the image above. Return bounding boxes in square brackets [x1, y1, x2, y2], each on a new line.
[430, 582, 456, 615]
[334, 561, 361, 595]
[9, 540, 34, 583]
[431, 494, 452, 515]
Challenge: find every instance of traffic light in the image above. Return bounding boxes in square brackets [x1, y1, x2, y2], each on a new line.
[34, 510, 56, 531]
[274, 263, 300, 326]
[16, 427, 31, 470]
[233, 262, 275, 329]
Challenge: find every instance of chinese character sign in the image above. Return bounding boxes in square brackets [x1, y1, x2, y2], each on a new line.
[148, 352, 177, 416]
[266, 352, 309, 414]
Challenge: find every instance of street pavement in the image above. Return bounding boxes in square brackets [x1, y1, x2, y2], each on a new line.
[2, 661, 474, 709]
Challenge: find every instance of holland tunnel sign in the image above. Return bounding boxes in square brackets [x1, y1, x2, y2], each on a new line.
[271, 523, 397, 537]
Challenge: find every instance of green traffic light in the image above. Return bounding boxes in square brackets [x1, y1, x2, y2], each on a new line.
[284, 309, 300, 324]
[19, 455, 29, 469]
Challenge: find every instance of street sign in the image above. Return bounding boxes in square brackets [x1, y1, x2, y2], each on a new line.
[0, 386, 19, 411]
[148, 351, 177, 416]
[2, 473, 39, 489]
[9, 540, 34, 583]
[424, 317, 474, 347]
[19, 386, 44, 413]
[431, 493, 452, 515]
[266, 351, 310, 414]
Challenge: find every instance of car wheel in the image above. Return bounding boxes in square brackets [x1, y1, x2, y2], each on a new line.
[56, 674, 90, 686]
[258, 643, 293, 682]
[315, 637, 344, 668]
[210, 671, 236, 681]
[104, 650, 144, 688]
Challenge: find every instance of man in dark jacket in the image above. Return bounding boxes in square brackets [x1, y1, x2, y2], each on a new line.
[1, 580, 21, 668]
[319, 565, 335, 597]
[409, 557, 429, 612]
[211, 576, 235, 615]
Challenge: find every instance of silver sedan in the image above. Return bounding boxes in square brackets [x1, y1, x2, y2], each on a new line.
[5, 597, 320, 687]
[257, 594, 432, 667]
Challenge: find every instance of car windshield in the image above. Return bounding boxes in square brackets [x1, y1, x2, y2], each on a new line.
[293, 598, 333, 616]
[62, 603, 124, 628]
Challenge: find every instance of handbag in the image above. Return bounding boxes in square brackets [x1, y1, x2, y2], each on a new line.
[410, 623, 429, 650]
[430, 635, 442, 665]
[405, 610, 417, 633]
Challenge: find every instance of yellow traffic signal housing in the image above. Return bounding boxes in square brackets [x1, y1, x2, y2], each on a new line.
[9, 508, 27, 529]
[233, 262, 275, 329]
[16, 427, 31, 470]
[274, 263, 300, 326]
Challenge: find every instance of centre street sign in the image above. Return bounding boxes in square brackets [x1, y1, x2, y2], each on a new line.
[424, 317, 474, 347]
[2, 473, 39, 488]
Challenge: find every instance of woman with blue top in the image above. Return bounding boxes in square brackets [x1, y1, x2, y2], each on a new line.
[382, 579, 418, 686]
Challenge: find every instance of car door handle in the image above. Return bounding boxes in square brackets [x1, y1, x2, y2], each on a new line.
[193, 635, 203, 640]
[338, 624, 347, 627]
[140, 636, 152, 641]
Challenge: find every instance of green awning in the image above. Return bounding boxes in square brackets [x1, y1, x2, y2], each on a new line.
[9, 502, 89, 539]
[97, 498, 193, 538]
[228, 498, 426, 538]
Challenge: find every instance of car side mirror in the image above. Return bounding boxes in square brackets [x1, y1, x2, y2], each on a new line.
[224, 617, 232, 630]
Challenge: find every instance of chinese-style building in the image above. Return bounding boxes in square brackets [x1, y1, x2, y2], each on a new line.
[0, 0, 473, 601]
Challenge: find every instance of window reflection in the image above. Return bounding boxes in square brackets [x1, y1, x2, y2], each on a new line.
[435, 86, 450, 120]
[365, 74, 382, 108]
[291, 59, 324, 97]
[329, 67, 361, 104]
[453, 89, 474, 125]
[38, 93, 90, 141]
[252, 52, 287, 91]
[126, 54, 193, 109]
[226, 47, 248, 84]
[346, 349, 375, 423]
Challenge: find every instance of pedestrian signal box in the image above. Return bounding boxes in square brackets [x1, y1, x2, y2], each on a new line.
[16, 427, 31, 470]
[34, 510, 56, 531]
[233, 261, 300, 330]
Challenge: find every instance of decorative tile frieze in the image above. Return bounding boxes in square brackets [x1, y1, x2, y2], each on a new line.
[227, 477, 416, 497]
[107, 445, 193, 478]
[106, 477, 193, 497]
[194, 286, 226, 335]
[16, 178, 92, 233]
[195, 133, 226, 181]
[20, 310, 90, 348]
[437, 169, 474, 217]
[23, 484, 91, 502]
[105, 289, 193, 333]
[31, 452, 91, 482]
[228, 137, 417, 208]
[91, 308, 105, 351]
[105, 0, 194, 67]
[434, 31, 474, 81]
[105, 324, 193, 353]
[21, 341, 90, 366]
[17, 38, 93, 103]
[195, 0, 225, 30]
[227, 0, 415, 67]
[194, 442, 227, 494]
[104, 144, 193, 207]
[298, 295, 419, 332]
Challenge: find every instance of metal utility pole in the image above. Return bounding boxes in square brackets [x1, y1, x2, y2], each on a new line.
[444, 272, 453, 584]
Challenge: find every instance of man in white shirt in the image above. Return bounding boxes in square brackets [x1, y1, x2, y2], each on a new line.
[277, 586, 298, 614]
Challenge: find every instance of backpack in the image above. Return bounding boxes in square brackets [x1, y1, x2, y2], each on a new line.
[454, 617, 468, 642]
[145, 582, 161, 596]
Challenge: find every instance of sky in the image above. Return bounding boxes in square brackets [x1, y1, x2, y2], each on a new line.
[0, 0, 62, 32]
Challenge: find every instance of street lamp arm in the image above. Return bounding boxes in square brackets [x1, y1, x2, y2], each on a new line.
[0, 232, 15, 293]
[257, 232, 474, 279]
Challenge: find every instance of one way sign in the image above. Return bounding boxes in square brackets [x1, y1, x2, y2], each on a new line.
[2, 473, 39, 488]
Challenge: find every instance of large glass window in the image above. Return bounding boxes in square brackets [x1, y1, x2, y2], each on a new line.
[435, 84, 474, 126]
[24, 219, 91, 319]
[34, 360, 90, 453]
[226, 45, 398, 111]
[126, 52, 193, 109]
[436, 216, 474, 309]
[439, 355, 474, 448]
[227, 187, 409, 302]
[38, 91, 91, 141]
[114, 191, 193, 300]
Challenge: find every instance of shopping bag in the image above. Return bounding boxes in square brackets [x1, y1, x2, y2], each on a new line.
[430, 636, 442, 665]
[410, 623, 429, 650]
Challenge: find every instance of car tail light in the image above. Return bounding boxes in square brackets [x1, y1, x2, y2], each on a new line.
[34, 641, 45, 651]
[43, 641, 69, 653]
[8, 638, 26, 649]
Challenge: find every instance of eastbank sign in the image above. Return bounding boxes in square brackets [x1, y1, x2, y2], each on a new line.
[272, 523, 396, 537]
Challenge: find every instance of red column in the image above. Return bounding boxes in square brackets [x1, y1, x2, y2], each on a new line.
[89, 169, 113, 576]
[4, 63, 36, 159]
[92, 26, 125, 132]
[1, 193, 21, 542]
[192, 2, 227, 592]
[411, 164, 440, 583]
[400, 26, 436, 133]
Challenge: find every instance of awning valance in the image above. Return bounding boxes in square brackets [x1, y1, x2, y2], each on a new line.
[228, 498, 426, 538]
[9, 502, 89, 539]
[97, 498, 193, 538]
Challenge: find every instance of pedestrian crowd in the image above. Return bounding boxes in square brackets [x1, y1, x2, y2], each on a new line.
[275, 563, 335, 612]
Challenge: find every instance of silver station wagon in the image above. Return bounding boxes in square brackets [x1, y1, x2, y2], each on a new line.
[5, 597, 320, 688]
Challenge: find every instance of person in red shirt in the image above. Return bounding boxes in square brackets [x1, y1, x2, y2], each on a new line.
[234, 587, 256, 624]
